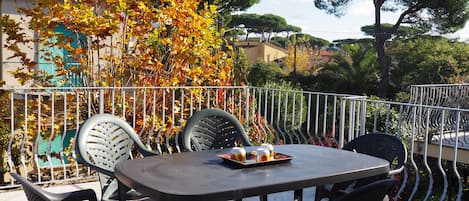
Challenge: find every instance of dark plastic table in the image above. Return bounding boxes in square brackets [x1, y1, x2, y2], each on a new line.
[114, 144, 389, 201]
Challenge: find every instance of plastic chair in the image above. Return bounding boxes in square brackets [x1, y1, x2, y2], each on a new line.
[333, 178, 398, 201]
[315, 133, 407, 201]
[182, 108, 253, 151]
[9, 172, 97, 201]
[75, 113, 158, 201]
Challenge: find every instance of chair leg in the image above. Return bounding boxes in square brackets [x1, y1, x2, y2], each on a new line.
[314, 185, 330, 201]
[117, 181, 127, 201]
[294, 189, 303, 201]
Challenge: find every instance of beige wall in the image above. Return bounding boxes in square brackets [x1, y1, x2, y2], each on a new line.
[2, 0, 36, 87]
[262, 43, 287, 63]
[1, 0, 122, 88]
[237, 41, 287, 66]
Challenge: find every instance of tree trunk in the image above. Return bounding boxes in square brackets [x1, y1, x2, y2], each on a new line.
[376, 36, 389, 98]
[374, 0, 389, 98]
[293, 41, 297, 74]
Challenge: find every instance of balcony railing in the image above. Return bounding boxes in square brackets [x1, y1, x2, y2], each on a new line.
[0, 86, 468, 200]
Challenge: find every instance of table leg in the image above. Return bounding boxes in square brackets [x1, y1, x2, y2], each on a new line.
[294, 189, 303, 201]
[260, 194, 268, 201]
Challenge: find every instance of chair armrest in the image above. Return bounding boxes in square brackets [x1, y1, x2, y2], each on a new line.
[388, 166, 404, 175]
[76, 156, 115, 177]
[138, 147, 159, 157]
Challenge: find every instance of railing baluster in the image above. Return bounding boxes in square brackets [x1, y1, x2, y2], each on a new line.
[35, 93, 42, 182]
[283, 92, 292, 144]
[133, 90, 137, 128]
[373, 102, 378, 133]
[423, 108, 433, 201]
[270, 90, 278, 144]
[276, 90, 285, 144]
[306, 93, 312, 142]
[176, 89, 184, 153]
[72, 91, 80, 178]
[47, 91, 55, 181]
[331, 96, 337, 139]
[453, 111, 463, 201]
[338, 98, 346, 148]
[7, 91, 14, 184]
[122, 89, 126, 118]
[315, 95, 319, 141]
[21, 93, 27, 177]
[291, 92, 299, 144]
[61, 93, 67, 180]
[409, 106, 420, 201]
[298, 92, 306, 143]
[111, 88, 115, 115]
[190, 89, 194, 116]
[437, 111, 448, 201]
[348, 100, 354, 142]
[322, 95, 328, 140]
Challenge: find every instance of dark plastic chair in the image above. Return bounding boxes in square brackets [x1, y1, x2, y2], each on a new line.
[75, 113, 158, 201]
[315, 133, 407, 201]
[9, 172, 97, 201]
[333, 178, 398, 201]
[182, 108, 253, 152]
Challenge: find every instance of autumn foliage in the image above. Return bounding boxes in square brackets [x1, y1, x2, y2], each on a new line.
[0, 0, 245, 160]
[2, 0, 234, 87]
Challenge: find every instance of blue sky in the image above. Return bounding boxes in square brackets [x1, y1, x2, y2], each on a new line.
[244, 0, 469, 42]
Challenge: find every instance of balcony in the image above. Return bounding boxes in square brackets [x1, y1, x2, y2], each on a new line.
[0, 85, 468, 200]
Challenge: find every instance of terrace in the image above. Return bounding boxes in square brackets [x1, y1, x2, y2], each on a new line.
[0, 84, 468, 200]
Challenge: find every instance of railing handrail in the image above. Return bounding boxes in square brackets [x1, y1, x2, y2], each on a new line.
[411, 83, 469, 87]
[0, 86, 249, 90]
[366, 99, 469, 113]
[249, 86, 366, 98]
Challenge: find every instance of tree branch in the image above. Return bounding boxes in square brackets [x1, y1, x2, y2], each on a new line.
[391, 2, 424, 33]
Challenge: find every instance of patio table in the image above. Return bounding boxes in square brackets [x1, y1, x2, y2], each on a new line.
[114, 144, 389, 201]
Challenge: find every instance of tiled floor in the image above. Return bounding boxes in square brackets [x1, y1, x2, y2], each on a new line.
[0, 182, 315, 201]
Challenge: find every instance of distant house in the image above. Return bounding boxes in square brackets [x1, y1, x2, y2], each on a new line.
[310, 44, 348, 65]
[312, 49, 336, 64]
[236, 41, 288, 66]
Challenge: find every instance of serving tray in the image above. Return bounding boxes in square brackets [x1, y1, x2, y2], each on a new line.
[217, 152, 293, 168]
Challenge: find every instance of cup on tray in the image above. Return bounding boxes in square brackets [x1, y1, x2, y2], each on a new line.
[261, 143, 275, 160]
[230, 147, 246, 162]
[256, 148, 271, 162]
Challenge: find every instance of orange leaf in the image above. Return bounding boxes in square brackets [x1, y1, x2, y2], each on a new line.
[74, 47, 83, 54]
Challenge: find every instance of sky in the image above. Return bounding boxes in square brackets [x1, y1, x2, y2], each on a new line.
[243, 0, 469, 42]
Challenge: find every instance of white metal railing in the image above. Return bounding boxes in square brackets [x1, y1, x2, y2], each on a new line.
[1, 86, 468, 200]
[362, 98, 469, 201]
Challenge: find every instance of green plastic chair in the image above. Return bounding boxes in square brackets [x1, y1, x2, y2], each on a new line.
[75, 113, 158, 201]
[9, 172, 97, 201]
[182, 108, 252, 151]
[315, 133, 407, 201]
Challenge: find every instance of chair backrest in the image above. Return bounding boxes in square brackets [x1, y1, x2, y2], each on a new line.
[10, 172, 50, 201]
[182, 108, 252, 151]
[343, 133, 407, 174]
[333, 178, 398, 201]
[76, 113, 155, 200]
